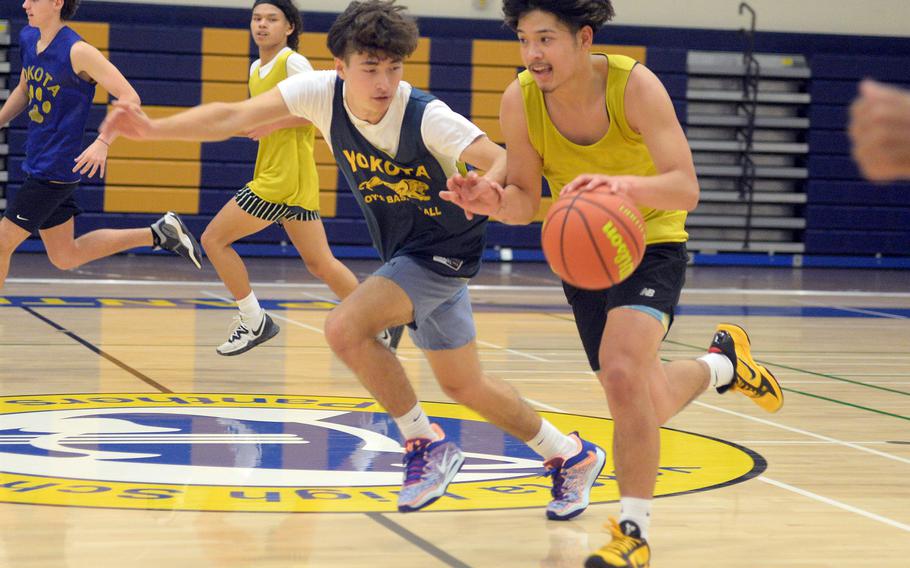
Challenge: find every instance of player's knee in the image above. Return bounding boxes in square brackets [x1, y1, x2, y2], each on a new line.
[324, 309, 359, 355]
[302, 256, 331, 281]
[46, 249, 80, 271]
[599, 357, 645, 398]
[200, 226, 226, 253]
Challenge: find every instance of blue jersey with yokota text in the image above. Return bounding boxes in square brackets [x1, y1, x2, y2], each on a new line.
[329, 77, 487, 278]
[19, 25, 95, 183]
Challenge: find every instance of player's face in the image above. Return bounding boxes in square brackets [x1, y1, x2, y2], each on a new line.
[516, 10, 589, 94]
[335, 52, 404, 124]
[250, 4, 292, 51]
[22, 0, 59, 27]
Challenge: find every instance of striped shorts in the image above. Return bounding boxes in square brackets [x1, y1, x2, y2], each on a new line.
[234, 186, 320, 223]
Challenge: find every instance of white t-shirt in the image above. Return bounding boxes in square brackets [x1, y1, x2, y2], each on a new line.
[277, 70, 484, 177]
[249, 47, 313, 79]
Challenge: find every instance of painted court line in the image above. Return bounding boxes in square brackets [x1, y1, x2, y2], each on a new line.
[10, 277, 910, 299]
[757, 477, 910, 532]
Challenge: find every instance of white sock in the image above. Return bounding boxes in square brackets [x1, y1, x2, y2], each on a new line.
[236, 291, 263, 325]
[619, 497, 652, 540]
[698, 352, 734, 389]
[395, 404, 437, 441]
[529, 419, 578, 462]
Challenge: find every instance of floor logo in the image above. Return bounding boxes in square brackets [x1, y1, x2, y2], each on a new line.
[0, 394, 765, 512]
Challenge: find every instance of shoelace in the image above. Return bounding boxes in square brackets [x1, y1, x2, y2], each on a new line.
[543, 463, 567, 500]
[226, 315, 250, 341]
[603, 523, 641, 555]
[402, 441, 430, 485]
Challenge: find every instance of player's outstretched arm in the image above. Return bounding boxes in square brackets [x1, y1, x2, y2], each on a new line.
[0, 70, 28, 129]
[849, 79, 910, 181]
[101, 87, 293, 144]
[71, 42, 141, 178]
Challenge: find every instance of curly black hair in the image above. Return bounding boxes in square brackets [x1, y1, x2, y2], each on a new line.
[502, 0, 615, 34]
[327, 0, 419, 61]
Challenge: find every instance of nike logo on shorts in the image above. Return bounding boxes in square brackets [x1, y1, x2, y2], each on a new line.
[16, 214, 29, 221]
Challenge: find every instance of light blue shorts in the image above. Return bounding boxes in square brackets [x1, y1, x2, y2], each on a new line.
[373, 255, 476, 351]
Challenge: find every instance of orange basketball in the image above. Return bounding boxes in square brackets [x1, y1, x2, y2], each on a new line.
[541, 189, 646, 290]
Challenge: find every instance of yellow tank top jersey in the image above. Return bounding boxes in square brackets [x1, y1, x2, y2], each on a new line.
[520, 53, 688, 244]
[246, 50, 320, 211]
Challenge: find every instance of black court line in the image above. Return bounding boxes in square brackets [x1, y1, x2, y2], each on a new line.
[21, 306, 172, 393]
[366, 512, 472, 568]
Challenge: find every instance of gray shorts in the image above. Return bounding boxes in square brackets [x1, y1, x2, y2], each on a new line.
[373, 255, 476, 351]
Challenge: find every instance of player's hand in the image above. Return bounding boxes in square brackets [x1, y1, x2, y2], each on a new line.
[849, 79, 910, 181]
[562, 174, 632, 198]
[440, 171, 504, 220]
[72, 138, 109, 179]
[100, 101, 152, 141]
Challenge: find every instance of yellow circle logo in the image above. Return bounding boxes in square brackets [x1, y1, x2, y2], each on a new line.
[0, 394, 764, 512]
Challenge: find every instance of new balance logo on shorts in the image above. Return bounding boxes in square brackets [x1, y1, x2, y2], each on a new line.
[639, 288, 655, 298]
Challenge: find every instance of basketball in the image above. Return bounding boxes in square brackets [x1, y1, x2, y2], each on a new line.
[541, 189, 647, 290]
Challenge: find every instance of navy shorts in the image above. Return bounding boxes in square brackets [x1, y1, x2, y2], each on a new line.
[374, 255, 476, 351]
[563, 242, 689, 371]
[4, 177, 82, 234]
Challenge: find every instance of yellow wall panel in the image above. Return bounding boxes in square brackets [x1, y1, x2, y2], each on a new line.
[70, 22, 109, 50]
[314, 142, 335, 165]
[104, 186, 200, 214]
[202, 28, 250, 56]
[106, 160, 200, 187]
[318, 191, 337, 217]
[403, 63, 430, 89]
[472, 66, 519, 93]
[470, 92, 502, 118]
[202, 82, 249, 104]
[109, 139, 201, 161]
[142, 106, 192, 118]
[299, 33, 331, 60]
[317, 165, 338, 190]
[202, 55, 250, 82]
[473, 118, 503, 144]
[93, 87, 108, 104]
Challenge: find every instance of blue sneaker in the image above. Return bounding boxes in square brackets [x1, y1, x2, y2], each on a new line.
[397, 424, 465, 512]
[544, 432, 606, 520]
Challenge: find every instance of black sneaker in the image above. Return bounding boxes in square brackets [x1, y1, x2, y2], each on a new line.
[377, 325, 404, 352]
[151, 212, 203, 269]
[217, 312, 280, 356]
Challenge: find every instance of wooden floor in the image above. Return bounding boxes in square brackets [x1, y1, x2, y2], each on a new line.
[1, 255, 908, 567]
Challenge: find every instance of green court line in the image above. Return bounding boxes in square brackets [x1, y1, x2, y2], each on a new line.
[664, 338, 910, 397]
[544, 313, 910, 421]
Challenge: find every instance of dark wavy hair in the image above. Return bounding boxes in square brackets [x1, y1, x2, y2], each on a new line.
[62, 0, 80, 21]
[253, 0, 303, 51]
[327, 0, 419, 61]
[502, 0, 615, 34]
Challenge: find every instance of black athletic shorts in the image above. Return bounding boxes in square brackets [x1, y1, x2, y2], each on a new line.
[562, 242, 689, 371]
[4, 176, 82, 234]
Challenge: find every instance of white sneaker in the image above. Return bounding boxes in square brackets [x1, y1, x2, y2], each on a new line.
[216, 312, 280, 356]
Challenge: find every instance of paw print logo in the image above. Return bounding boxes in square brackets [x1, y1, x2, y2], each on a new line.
[28, 84, 53, 124]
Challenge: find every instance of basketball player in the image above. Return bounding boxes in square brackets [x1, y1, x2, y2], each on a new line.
[441, 2, 783, 566]
[200, 0, 375, 356]
[0, 0, 202, 292]
[849, 79, 910, 181]
[101, 0, 606, 519]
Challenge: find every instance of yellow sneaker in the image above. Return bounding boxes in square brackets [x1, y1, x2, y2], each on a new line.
[709, 323, 784, 413]
[585, 518, 650, 568]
